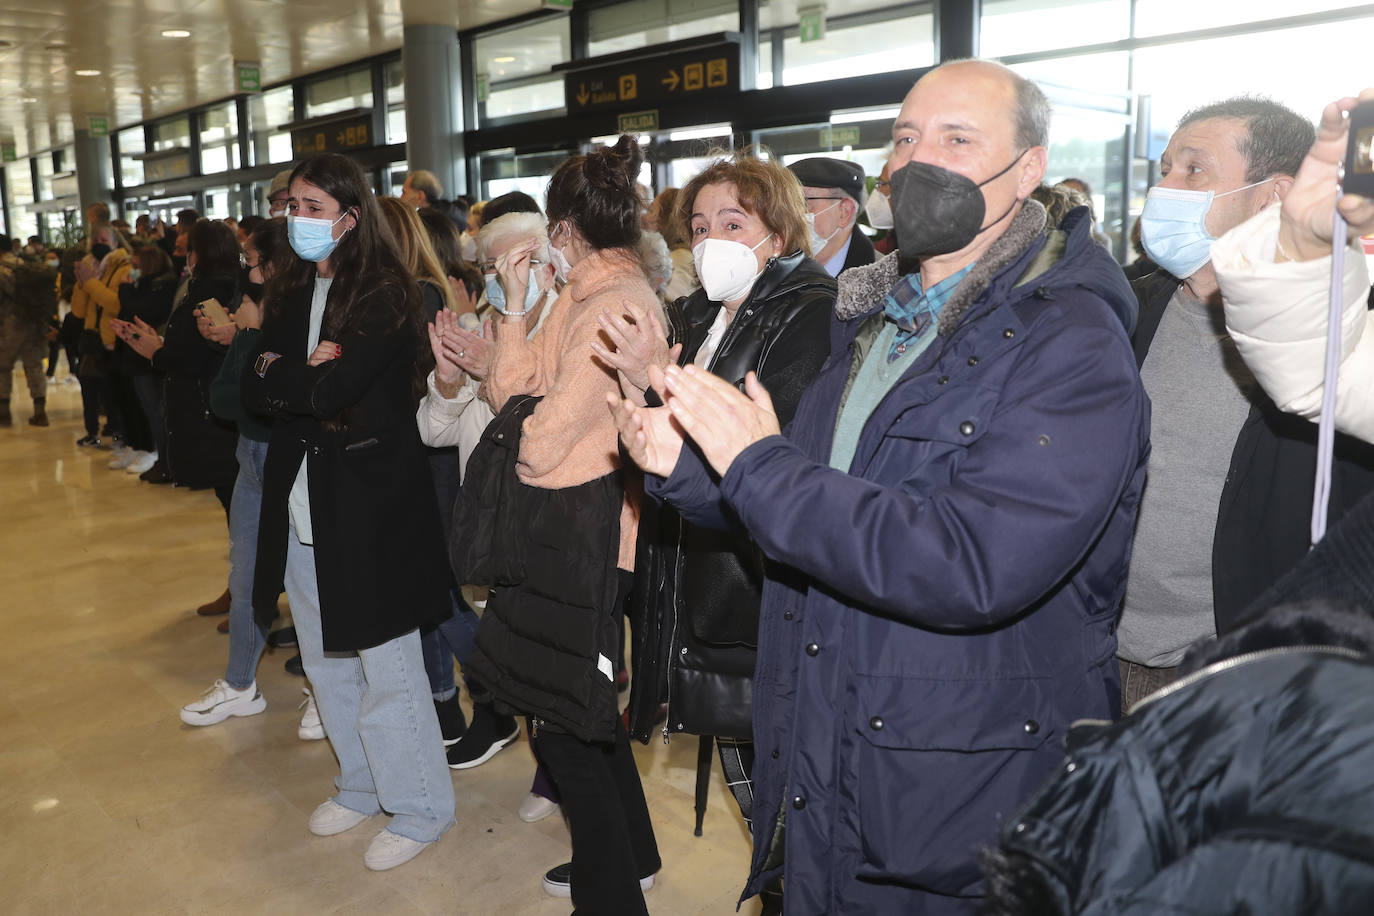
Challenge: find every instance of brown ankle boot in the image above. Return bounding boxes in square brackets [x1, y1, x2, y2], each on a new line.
[196, 588, 232, 616]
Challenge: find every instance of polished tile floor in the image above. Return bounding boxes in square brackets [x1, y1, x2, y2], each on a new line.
[0, 373, 761, 915]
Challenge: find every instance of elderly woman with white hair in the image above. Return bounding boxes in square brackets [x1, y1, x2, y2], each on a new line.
[415, 210, 560, 786]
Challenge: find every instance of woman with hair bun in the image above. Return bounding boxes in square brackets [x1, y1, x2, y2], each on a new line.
[462, 135, 664, 913]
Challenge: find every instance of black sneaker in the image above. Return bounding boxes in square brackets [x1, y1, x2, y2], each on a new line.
[541, 862, 654, 898]
[76, 434, 100, 447]
[446, 702, 519, 769]
[434, 695, 467, 747]
[284, 653, 304, 677]
[267, 625, 297, 648]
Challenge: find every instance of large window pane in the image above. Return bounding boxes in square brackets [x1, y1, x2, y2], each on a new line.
[7, 165, 37, 242]
[485, 80, 565, 122]
[475, 17, 570, 125]
[1134, 0, 1365, 38]
[35, 152, 54, 201]
[117, 126, 145, 187]
[249, 86, 295, 165]
[479, 148, 573, 202]
[588, 0, 737, 56]
[305, 67, 372, 119]
[385, 59, 406, 144]
[980, 0, 1128, 57]
[151, 116, 191, 152]
[779, 10, 933, 86]
[1011, 51, 1129, 95]
[1133, 18, 1374, 137]
[200, 102, 240, 174]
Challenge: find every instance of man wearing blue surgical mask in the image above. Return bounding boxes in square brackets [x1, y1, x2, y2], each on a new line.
[1119, 98, 1374, 714]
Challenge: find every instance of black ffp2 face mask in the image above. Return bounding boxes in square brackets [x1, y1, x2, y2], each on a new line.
[89, 243, 112, 262]
[891, 151, 1027, 273]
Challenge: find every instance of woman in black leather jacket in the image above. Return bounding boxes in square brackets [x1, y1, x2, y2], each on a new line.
[604, 152, 835, 901]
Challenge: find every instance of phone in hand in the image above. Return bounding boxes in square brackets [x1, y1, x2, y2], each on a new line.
[1346, 99, 1374, 199]
[199, 297, 233, 328]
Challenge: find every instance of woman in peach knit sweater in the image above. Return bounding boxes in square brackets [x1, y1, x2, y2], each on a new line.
[475, 135, 666, 914]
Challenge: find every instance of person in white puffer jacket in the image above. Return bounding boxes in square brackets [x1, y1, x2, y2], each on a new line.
[1216, 89, 1374, 444]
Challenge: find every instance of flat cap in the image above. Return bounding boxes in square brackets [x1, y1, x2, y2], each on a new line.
[788, 157, 866, 203]
[268, 168, 294, 197]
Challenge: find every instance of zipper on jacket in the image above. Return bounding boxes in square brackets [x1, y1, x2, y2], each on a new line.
[662, 514, 685, 745]
[1128, 644, 1367, 715]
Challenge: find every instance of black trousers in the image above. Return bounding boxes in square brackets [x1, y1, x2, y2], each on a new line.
[110, 369, 153, 452]
[531, 571, 660, 915]
[534, 716, 660, 916]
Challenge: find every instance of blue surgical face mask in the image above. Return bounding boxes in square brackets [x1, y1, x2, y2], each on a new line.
[1140, 179, 1272, 278]
[129, 268, 142, 283]
[484, 265, 544, 315]
[287, 211, 351, 262]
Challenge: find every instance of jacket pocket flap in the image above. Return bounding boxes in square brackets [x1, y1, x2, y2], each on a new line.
[884, 386, 998, 444]
[855, 674, 1052, 752]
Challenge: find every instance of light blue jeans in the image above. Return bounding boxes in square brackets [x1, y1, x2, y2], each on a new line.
[225, 436, 269, 689]
[284, 530, 455, 843]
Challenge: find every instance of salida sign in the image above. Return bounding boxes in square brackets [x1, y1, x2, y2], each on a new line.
[564, 42, 739, 115]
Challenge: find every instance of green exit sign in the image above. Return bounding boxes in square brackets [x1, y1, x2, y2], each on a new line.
[236, 61, 261, 94]
[88, 116, 109, 137]
[542, 0, 573, 8]
[1, 144, 15, 163]
[799, 7, 826, 43]
[618, 110, 659, 134]
[475, 74, 489, 104]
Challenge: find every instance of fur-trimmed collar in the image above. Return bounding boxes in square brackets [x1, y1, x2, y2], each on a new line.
[834, 200, 1049, 336]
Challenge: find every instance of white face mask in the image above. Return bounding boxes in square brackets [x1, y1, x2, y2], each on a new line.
[805, 200, 844, 256]
[864, 188, 894, 230]
[544, 219, 571, 281]
[692, 234, 773, 303]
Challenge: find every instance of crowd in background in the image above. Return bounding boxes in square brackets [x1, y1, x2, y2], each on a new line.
[2, 61, 1373, 915]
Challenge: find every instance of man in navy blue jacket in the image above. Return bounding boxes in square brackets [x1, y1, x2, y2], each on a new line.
[611, 59, 1150, 914]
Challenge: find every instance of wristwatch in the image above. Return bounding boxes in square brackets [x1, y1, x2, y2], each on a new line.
[254, 351, 282, 378]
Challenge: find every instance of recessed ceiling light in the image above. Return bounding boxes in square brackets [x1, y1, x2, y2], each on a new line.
[75, 69, 101, 76]
[161, 29, 191, 38]
[20, 97, 37, 103]
[493, 56, 515, 63]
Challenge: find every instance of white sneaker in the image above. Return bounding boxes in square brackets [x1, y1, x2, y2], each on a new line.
[518, 792, 560, 823]
[126, 450, 157, 474]
[298, 688, 325, 740]
[179, 679, 267, 726]
[364, 829, 435, 871]
[308, 799, 370, 837]
[108, 446, 135, 469]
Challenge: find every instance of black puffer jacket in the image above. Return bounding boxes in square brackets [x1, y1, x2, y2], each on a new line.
[627, 250, 835, 742]
[985, 646, 1374, 915]
[457, 396, 627, 744]
[115, 271, 178, 376]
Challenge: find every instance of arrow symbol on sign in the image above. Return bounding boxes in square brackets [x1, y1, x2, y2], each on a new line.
[577, 83, 590, 106]
[662, 70, 680, 91]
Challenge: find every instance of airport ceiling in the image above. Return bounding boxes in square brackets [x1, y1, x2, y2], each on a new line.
[0, 0, 545, 159]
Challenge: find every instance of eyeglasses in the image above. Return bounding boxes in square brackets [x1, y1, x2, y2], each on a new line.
[804, 196, 845, 203]
[481, 258, 544, 273]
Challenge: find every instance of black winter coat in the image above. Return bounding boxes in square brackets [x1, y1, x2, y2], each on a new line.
[456, 396, 626, 744]
[627, 251, 835, 743]
[1131, 271, 1374, 633]
[152, 271, 240, 488]
[242, 276, 451, 652]
[988, 646, 1374, 915]
[115, 272, 177, 375]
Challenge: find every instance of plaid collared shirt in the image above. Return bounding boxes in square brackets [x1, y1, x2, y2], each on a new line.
[881, 264, 974, 362]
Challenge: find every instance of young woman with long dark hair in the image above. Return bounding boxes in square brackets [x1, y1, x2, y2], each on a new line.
[240, 154, 454, 871]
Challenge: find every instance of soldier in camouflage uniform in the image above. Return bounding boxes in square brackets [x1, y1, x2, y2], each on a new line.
[0, 235, 52, 427]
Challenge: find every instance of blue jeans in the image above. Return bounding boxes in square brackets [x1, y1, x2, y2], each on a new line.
[284, 531, 455, 843]
[420, 591, 481, 701]
[224, 437, 269, 689]
[132, 373, 165, 457]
